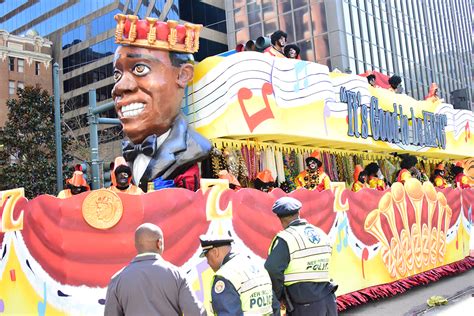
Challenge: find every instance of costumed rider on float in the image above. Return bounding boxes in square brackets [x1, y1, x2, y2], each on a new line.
[112, 14, 211, 192]
[396, 154, 421, 184]
[108, 157, 144, 194]
[432, 163, 448, 189]
[263, 30, 287, 58]
[295, 151, 331, 191]
[351, 165, 368, 192]
[364, 162, 385, 190]
[452, 162, 471, 189]
[57, 168, 90, 199]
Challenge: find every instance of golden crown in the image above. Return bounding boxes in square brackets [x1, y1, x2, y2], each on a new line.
[114, 14, 202, 53]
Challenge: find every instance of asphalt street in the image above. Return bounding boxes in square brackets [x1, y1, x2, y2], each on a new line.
[340, 267, 473, 315]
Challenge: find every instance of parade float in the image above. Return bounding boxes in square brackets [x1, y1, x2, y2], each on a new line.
[1, 50, 473, 315]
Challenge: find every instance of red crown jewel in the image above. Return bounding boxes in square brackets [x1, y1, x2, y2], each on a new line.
[114, 14, 202, 53]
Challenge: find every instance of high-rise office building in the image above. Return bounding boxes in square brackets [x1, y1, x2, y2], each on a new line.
[225, 0, 472, 110]
[0, 0, 228, 162]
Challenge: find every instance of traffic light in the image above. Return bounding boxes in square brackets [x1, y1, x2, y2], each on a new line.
[103, 161, 114, 188]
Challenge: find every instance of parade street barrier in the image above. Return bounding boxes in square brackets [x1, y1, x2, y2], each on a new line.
[0, 179, 472, 314]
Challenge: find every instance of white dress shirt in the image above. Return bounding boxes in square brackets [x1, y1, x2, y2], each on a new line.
[132, 130, 171, 185]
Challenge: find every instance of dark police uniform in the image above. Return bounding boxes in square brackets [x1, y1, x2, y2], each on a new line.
[265, 197, 338, 316]
[199, 235, 280, 316]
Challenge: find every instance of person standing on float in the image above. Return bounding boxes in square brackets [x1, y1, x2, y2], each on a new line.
[295, 151, 330, 191]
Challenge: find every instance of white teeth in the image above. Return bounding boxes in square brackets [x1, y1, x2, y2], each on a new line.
[121, 102, 145, 118]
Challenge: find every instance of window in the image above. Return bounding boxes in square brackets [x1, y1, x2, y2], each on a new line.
[17, 82, 24, 91]
[17, 59, 24, 73]
[35, 62, 40, 75]
[9, 81, 15, 95]
[8, 57, 14, 71]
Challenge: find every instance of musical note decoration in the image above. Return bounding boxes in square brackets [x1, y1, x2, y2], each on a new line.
[293, 61, 309, 92]
[237, 82, 275, 133]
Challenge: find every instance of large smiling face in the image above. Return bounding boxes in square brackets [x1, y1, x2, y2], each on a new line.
[112, 46, 192, 144]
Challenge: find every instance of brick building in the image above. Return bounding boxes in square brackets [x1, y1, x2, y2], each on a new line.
[0, 29, 53, 127]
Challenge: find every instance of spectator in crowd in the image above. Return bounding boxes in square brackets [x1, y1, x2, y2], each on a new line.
[264, 30, 287, 58]
[284, 44, 300, 59]
[104, 223, 205, 315]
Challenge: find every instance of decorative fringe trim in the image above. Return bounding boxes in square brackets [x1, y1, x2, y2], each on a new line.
[337, 256, 474, 311]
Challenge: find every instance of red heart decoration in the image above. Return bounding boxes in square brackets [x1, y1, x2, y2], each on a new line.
[232, 188, 337, 258]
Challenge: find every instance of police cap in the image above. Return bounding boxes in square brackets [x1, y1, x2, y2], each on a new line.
[199, 234, 234, 258]
[272, 197, 302, 217]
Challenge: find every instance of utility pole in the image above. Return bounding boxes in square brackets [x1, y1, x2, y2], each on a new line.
[53, 63, 63, 193]
[88, 89, 120, 190]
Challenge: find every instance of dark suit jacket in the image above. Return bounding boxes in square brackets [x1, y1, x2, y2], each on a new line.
[104, 253, 206, 316]
[129, 114, 211, 192]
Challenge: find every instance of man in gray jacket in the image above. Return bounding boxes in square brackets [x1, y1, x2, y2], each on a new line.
[104, 223, 206, 315]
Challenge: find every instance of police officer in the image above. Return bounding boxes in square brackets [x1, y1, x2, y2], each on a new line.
[265, 197, 338, 316]
[199, 235, 280, 315]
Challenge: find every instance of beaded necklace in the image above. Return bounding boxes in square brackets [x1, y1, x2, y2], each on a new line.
[303, 168, 320, 190]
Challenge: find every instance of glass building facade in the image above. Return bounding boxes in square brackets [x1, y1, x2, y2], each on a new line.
[225, 0, 472, 108]
[0, 0, 229, 160]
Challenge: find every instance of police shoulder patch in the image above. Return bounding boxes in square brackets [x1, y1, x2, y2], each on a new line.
[214, 280, 225, 294]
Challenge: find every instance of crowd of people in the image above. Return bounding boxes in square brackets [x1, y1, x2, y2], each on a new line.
[350, 154, 471, 192]
[239, 30, 301, 59]
[240, 29, 443, 102]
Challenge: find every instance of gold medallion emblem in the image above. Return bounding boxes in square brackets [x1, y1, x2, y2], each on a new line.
[82, 189, 123, 229]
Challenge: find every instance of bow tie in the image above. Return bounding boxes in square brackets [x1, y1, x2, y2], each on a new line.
[122, 135, 157, 162]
